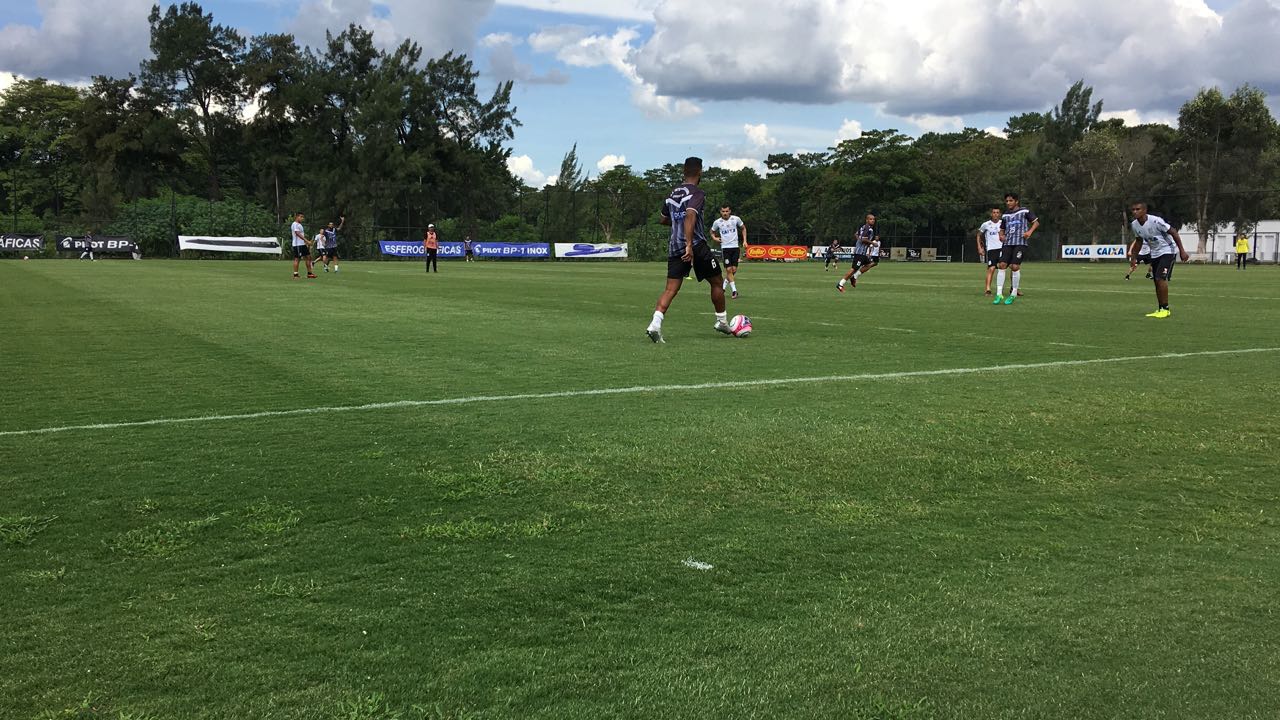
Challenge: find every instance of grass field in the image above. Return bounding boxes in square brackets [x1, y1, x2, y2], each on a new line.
[3, 257, 1279, 719]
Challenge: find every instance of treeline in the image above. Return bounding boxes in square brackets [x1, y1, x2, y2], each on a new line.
[0, 1, 1277, 259]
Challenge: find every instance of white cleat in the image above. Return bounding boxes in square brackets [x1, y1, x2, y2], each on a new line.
[646, 327, 665, 343]
[714, 320, 733, 335]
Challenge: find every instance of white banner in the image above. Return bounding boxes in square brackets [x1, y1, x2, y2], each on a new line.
[179, 236, 282, 255]
[554, 242, 628, 259]
[1061, 244, 1128, 260]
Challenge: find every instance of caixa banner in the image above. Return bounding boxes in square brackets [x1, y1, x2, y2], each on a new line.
[57, 236, 138, 253]
[379, 241, 463, 257]
[0, 234, 43, 252]
[1061, 244, 1128, 259]
[746, 244, 809, 261]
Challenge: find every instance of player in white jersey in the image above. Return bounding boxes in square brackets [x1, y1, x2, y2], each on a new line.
[290, 212, 316, 279]
[1127, 201, 1188, 318]
[711, 205, 746, 299]
[975, 207, 1003, 295]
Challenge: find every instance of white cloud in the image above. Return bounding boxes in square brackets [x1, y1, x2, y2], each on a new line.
[528, 25, 700, 118]
[715, 158, 767, 174]
[0, 71, 20, 94]
[744, 123, 780, 150]
[597, 154, 627, 171]
[835, 118, 863, 143]
[482, 32, 520, 48]
[508, 154, 551, 187]
[290, 0, 496, 57]
[984, 126, 1008, 139]
[901, 113, 965, 133]
[496, 0, 660, 21]
[0, 0, 151, 82]
[1099, 109, 1177, 127]
[630, 0, 1260, 117]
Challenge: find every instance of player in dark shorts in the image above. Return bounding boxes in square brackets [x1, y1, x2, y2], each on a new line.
[1127, 201, 1189, 318]
[993, 193, 1039, 304]
[837, 214, 879, 291]
[464, 235, 475, 262]
[824, 238, 842, 270]
[645, 157, 729, 343]
[319, 215, 343, 272]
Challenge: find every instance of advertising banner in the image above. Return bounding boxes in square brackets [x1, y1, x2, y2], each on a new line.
[57, 236, 138, 253]
[474, 242, 551, 259]
[1061, 244, 1129, 259]
[179, 236, 281, 254]
[0, 234, 43, 253]
[746, 244, 809, 261]
[380, 240, 464, 257]
[554, 243, 628, 259]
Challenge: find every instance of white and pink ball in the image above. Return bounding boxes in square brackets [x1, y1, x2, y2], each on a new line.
[729, 314, 752, 338]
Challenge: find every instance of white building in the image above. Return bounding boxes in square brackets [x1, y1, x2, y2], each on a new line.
[1180, 220, 1279, 263]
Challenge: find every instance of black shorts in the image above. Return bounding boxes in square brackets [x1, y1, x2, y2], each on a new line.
[465, 246, 473, 256]
[322, 245, 338, 258]
[292, 245, 310, 258]
[667, 244, 721, 282]
[723, 247, 741, 267]
[853, 254, 877, 270]
[1149, 253, 1176, 281]
[985, 248, 1005, 267]
[1138, 254, 1151, 265]
[1005, 246, 1027, 265]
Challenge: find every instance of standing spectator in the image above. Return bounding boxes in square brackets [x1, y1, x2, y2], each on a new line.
[1235, 234, 1250, 270]
[464, 234, 474, 262]
[423, 224, 439, 273]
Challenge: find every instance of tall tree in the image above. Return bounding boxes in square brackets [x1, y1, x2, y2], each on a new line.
[141, 2, 246, 198]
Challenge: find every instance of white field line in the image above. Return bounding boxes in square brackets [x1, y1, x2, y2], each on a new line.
[874, 326, 918, 333]
[882, 280, 1280, 302]
[3, 347, 1277, 439]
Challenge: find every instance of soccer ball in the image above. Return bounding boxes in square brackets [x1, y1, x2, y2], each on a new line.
[729, 314, 752, 338]
[22, 256, 29, 261]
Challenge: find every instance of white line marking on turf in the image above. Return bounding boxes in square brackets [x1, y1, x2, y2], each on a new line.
[4, 347, 1278, 439]
[875, 326, 917, 333]
[682, 558, 714, 571]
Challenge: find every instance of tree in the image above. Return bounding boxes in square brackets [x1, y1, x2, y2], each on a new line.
[0, 79, 86, 224]
[544, 143, 585, 241]
[589, 164, 648, 242]
[1044, 80, 1103, 154]
[141, 2, 246, 198]
[1173, 85, 1279, 250]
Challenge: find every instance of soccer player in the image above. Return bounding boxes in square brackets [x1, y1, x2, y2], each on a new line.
[290, 212, 316, 279]
[79, 231, 95, 261]
[645, 156, 730, 343]
[711, 205, 746, 299]
[992, 193, 1038, 304]
[319, 215, 344, 272]
[837, 213, 879, 292]
[824, 237, 842, 270]
[464, 234, 475, 262]
[1127, 201, 1189, 318]
[976, 207, 1003, 295]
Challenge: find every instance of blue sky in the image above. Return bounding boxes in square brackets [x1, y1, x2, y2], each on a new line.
[0, 0, 1272, 187]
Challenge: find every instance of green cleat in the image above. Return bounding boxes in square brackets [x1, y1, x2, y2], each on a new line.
[1003, 295, 1015, 305]
[992, 295, 1003, 305]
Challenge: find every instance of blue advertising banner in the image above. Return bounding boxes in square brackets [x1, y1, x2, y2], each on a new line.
[379, 240, 463, 257]
[474, 242, 551, 259]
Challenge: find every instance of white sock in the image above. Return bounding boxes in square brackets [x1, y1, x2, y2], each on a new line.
[715, 311, 727, 324]
[995, 269, 1006, 294]
[730, 282, 737, 292]
[650, 310, 664, 329]
[838, 279, 846, 288]
[723, 280, 728, 289]
[1011, 270, 1021, 294]
[853, 270, 861, 279]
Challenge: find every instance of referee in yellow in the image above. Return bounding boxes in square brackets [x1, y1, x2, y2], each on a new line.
[1235, 234, 1250, 270]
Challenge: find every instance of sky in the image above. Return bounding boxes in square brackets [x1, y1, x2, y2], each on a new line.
[0, 0, 1276, 187]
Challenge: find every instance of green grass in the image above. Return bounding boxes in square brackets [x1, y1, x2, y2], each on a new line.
[2, 258, 1279, 719]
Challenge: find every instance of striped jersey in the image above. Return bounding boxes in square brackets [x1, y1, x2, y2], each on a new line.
[853, 223, 876, 254]
[1000, 207, 1037, 246]
[662, 183, 707, 256]
[1131, 215, 1177, 258]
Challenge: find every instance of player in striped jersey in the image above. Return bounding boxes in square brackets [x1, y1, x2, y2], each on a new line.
[837, 214, 879, 292]
[1127, 201, 1188, 318]
[992, 193, 1038, 304]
